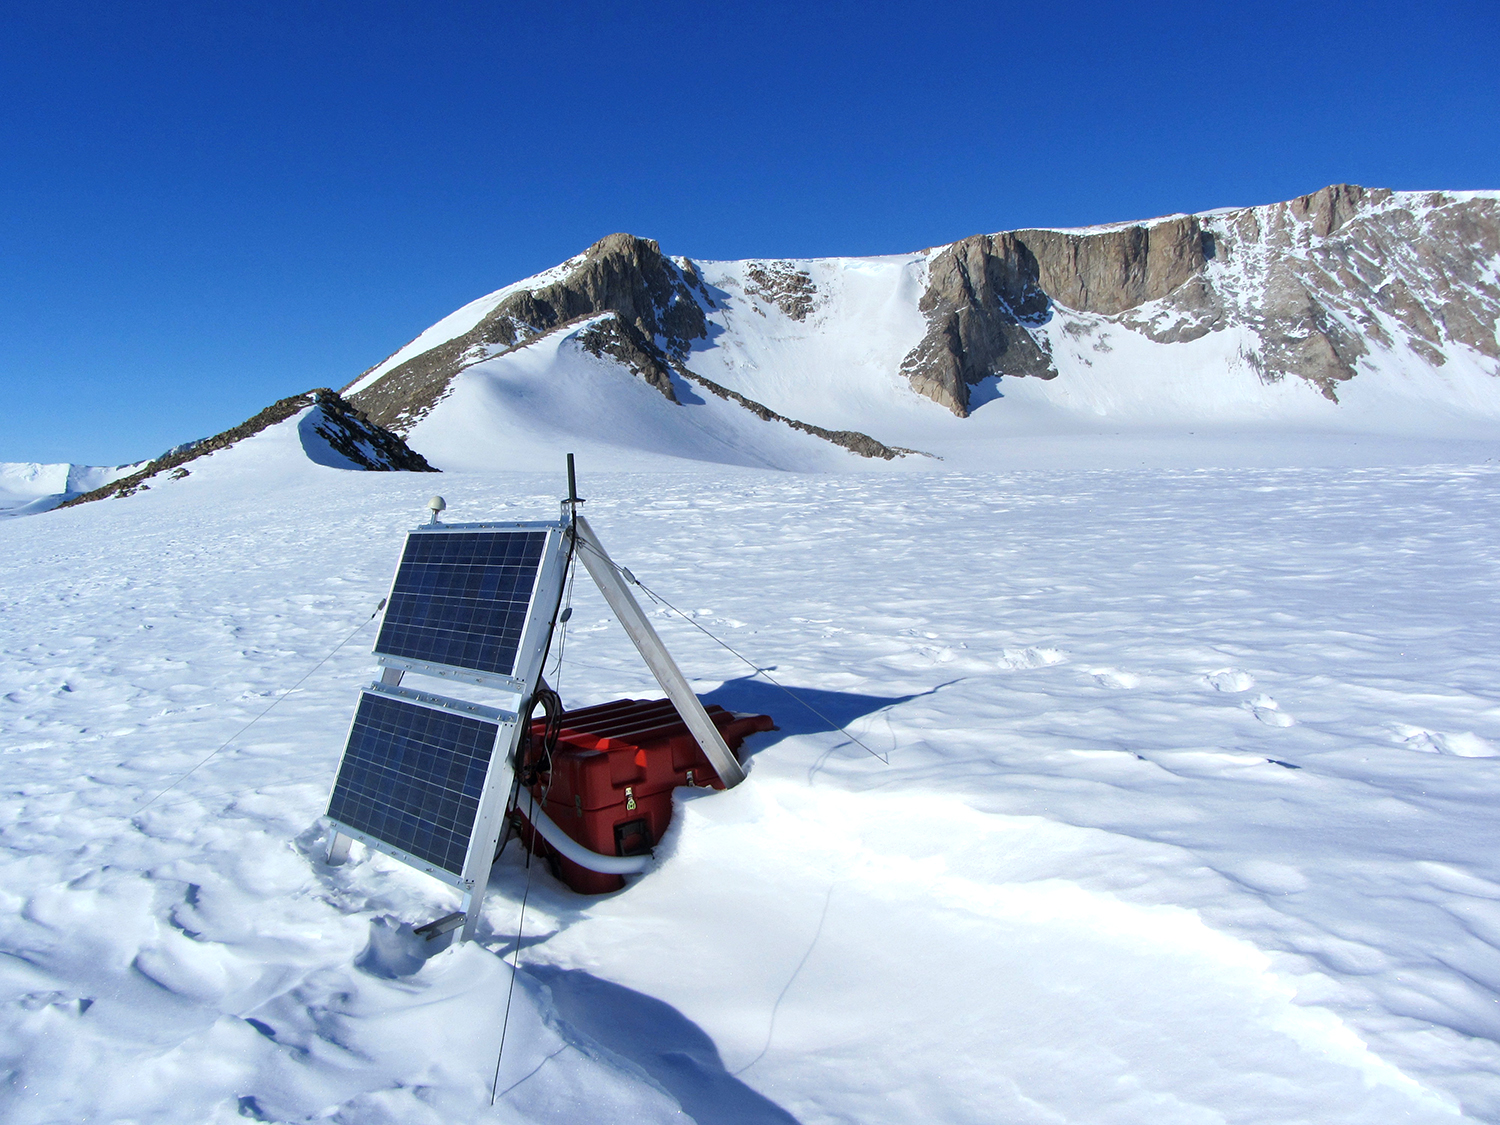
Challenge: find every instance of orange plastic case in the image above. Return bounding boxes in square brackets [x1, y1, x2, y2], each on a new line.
[517, 698, 774, 893]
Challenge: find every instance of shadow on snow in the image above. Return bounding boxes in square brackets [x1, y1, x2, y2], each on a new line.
[701, 673, 937, 755]
[528, 965, 802, 1124]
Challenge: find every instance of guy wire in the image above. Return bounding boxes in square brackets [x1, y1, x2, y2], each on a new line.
[573, 539, 889, 764]
[135, 597, 387, 813]
[491, 528, 578, 1104]
[491, 795, 537, 1105]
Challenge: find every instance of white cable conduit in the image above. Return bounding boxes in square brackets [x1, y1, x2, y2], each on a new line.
[519, 791, 653, 875]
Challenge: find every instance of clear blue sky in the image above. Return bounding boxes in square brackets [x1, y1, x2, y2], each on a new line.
[3, 0, 1497, 464]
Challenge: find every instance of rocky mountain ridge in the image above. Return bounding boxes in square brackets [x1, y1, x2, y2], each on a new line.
[349, 234, 710, 430]
[60, 389, 434, 508]
[22, 183, 1494, 508]
[342, 184, 1500, 450]
[343, 232, 924, 462]
[900, 184, 1500, 413]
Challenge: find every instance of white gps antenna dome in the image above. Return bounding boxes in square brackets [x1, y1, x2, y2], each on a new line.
[426, 495, 447, 525]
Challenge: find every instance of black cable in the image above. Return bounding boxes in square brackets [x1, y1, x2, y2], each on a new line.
[516, 685, 563, 787]
[548, 552, 579, 692]
[515, 521, 577, 790]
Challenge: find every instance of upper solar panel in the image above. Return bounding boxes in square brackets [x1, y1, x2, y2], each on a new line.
[327, 689, 501, 877]
[375, 529, 548, 678]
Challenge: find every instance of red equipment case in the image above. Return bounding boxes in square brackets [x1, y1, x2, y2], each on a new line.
[516, 698, 774, 894]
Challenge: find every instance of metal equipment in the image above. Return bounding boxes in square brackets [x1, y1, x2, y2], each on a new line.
[323, 456, 765, 941]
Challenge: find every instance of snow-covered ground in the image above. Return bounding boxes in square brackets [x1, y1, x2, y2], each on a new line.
[0, 462, 144, 518]
[6, 440, 1500, 1123]
[408, 322, 867, 475]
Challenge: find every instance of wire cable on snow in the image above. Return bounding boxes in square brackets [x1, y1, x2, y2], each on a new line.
[546, 546, 579, 694]
[133, 598, 387, 813]
[492, 539, 578, 1104]
[573, 538, 890, 764]
[490, 818, 538, 1106]
[735, 882, 836, 1077]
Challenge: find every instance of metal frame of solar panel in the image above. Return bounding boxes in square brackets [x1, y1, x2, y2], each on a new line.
[326, 519, 570, 942]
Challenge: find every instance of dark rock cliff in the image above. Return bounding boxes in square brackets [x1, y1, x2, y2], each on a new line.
[897, 233, 1056, 415]
[901, 184, 1500, 413]
[899, 217, 1220, 415]
[1020, 215, 1213, 316]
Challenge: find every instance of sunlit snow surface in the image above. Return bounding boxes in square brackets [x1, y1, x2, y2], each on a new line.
[0, 462, 144, 518]
[5, 462, 1500, 1123]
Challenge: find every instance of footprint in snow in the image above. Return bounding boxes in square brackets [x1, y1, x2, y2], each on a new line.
[19, 991, 89, 1013]
[997, 647, 1065, 671]
[1244, 694, 1294, 727]
[1088, 668, 1140, 689]
[1390, 724, 1498, 757]
[1205, 669, 1255, 693]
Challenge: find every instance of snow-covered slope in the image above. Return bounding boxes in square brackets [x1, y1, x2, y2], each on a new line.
[0, 461, 146, 518]
[345, 185, 1500, 472]
[345, 251, 597, 400]
[6, 462, 1500, 1121]
[54, 389, 435, 513]
[406, 315, 916, 474]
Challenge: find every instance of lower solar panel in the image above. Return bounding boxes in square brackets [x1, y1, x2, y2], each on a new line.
[326, 690, 503, 879]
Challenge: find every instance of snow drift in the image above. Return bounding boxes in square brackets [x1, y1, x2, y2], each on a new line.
[4, 463, 1500, 1121]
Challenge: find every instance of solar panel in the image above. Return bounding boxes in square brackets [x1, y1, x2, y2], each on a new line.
[326, 689, 506, 880]
[325, 511, 584, 939]
[323, 493, 749, 944]
[374, 528, 548, 680]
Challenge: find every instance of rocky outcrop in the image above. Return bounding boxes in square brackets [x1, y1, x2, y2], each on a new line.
[1018, 215, 1214, 317]
[347, 233, 709, 430]
[304, 391, 439, 471]
[899, 218, 1225, 414]
[743, 261, 818, 320]
[902, 184, 1500, 412]
[60, 389, 435, 507]
[575, 313, 678, 401]
[1286, 181, 1382, 237]
[1203, 185, 1500, 398]
[898, 234, 1058, 416]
